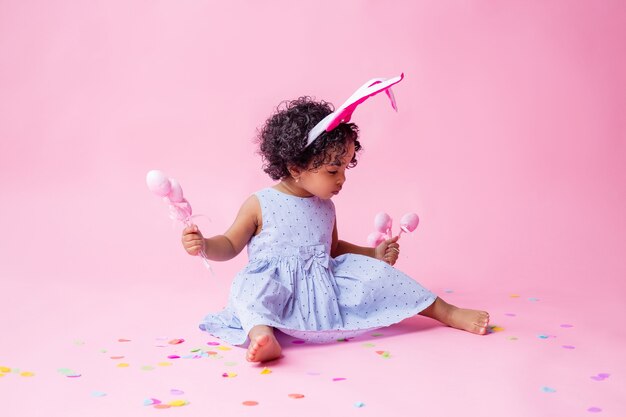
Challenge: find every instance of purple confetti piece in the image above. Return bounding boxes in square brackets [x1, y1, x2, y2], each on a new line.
[206, 341, 220, 346]
[587, 407, 602, 413]
[292, 340, 306, 344]
[167, 355, 180, 359]
[332, 377, 346, 382]
[504, 313, 517, 317]
[560, 324, 574, 328]
[562, 345, 576, 349]
[170, 389, 184, 395]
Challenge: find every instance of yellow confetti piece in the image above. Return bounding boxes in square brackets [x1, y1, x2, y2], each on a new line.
[116, 363, 130, 368]
[362, 343, 375, 348]
[507, 336, 519, 341]
[222, 372, 237, 378]
[0, 366, 11, 373]
[20, 372, 35, 377]
[510, 294, 520, 298]
[260, 367, 272, 375]
[490, 326, 505, 332]
[157, 362, 173, 367]
[141, 366, 155, 371]
[0, 373, 5, 377]
[216, 346, 231, 351]
[168, 400, 188, 407]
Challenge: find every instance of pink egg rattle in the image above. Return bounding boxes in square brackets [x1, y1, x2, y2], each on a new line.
[146, 170, 212, 270]
[367, 212, 419, 247]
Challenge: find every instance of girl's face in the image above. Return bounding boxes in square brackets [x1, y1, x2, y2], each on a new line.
[296, 141, 356, 200]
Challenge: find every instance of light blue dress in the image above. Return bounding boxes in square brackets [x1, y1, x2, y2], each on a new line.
[199, 188, 437, 345]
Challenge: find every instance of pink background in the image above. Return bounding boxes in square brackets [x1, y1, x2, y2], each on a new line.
[1, 1, 624, 416]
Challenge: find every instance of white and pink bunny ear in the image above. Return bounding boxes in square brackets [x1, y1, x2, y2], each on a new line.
[306, 73, 404, 147]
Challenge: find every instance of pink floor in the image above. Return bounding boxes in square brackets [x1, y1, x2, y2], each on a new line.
[2, 260, 624, 416]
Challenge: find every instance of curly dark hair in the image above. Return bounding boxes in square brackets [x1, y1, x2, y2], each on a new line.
[256, 97, 362, 180]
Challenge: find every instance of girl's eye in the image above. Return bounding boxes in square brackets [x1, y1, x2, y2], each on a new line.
[327, 170, 338, 175]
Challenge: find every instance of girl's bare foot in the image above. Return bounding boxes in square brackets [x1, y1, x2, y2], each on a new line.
[247, 326, 282, 362]
[419, 297, 490, 335]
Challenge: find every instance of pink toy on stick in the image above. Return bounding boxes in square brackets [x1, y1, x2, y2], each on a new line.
[367, 211, 419, 247]
[146, 170, 211, 270]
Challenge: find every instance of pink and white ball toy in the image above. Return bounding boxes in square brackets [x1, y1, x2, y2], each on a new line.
[146, 170, 211, 270]
[367, 211, 419, 247]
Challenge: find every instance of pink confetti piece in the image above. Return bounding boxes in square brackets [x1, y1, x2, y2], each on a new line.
[143, 398, 161, 406]
[560, 324, 574, 328]
[118, 338, 131, 342]
[332, 377, 346, 382]
[170, 389, 184, 395]
[590, 373, 610, 381]
[504, 313, 517, 317]
[562, 345, 576, 349]
[169, 339, 184, 345]
[167, 355, 180, 359]
[206, 341, 220, 346]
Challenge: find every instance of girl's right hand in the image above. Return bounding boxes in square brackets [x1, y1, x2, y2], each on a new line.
[181, 224, 205, 256]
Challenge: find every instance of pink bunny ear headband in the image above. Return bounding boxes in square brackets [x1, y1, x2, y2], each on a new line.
[306, 73, 404, 147]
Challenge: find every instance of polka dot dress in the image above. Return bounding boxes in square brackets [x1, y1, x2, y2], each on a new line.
[199, 188, 437, 345]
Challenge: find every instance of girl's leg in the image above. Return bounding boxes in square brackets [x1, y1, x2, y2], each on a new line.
[247, 325, 282, 362]
[419, 297, 490, 335]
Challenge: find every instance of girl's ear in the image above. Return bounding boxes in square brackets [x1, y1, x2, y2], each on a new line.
[287, 165, 302, 180]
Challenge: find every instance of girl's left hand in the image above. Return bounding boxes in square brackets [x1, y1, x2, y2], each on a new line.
[375, 236, 400, 266]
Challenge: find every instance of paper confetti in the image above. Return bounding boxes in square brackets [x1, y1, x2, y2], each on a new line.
[541, 386, 556, 393]
[20, 371, 35, 377]
[288, 393, 305, 399]
[332, 377, 346, 382]
[170, 389, 184, 395]
[206, 341, 220, 346]
[169, 339, 184, 345]
[117, 363, 130, 368]
[260, 367, 272, 375]
[375, 350, 391, 358]
[354, 402, 366, 408]
[118, 338, 131, 342]
[154, 404, 171, 409]
[291, 340, 305, 344]
[587, 407, 602, 413]
[143, 398, 161, 406]
[91, 391, 107, 397]
[242, 401, 259, 406]
[590, 373, 610, 381]
[560, 324, 574, 328]
[167, 355, 180, 359]
[0, 366, 11, 373]
[157, 362, 173, 367]
[222, 372, 237, 378]
[562, 345, 576, 349]
[141, 366, 155, 371]
[488, 326, 505, 333]
[168, 399, 188, 407]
